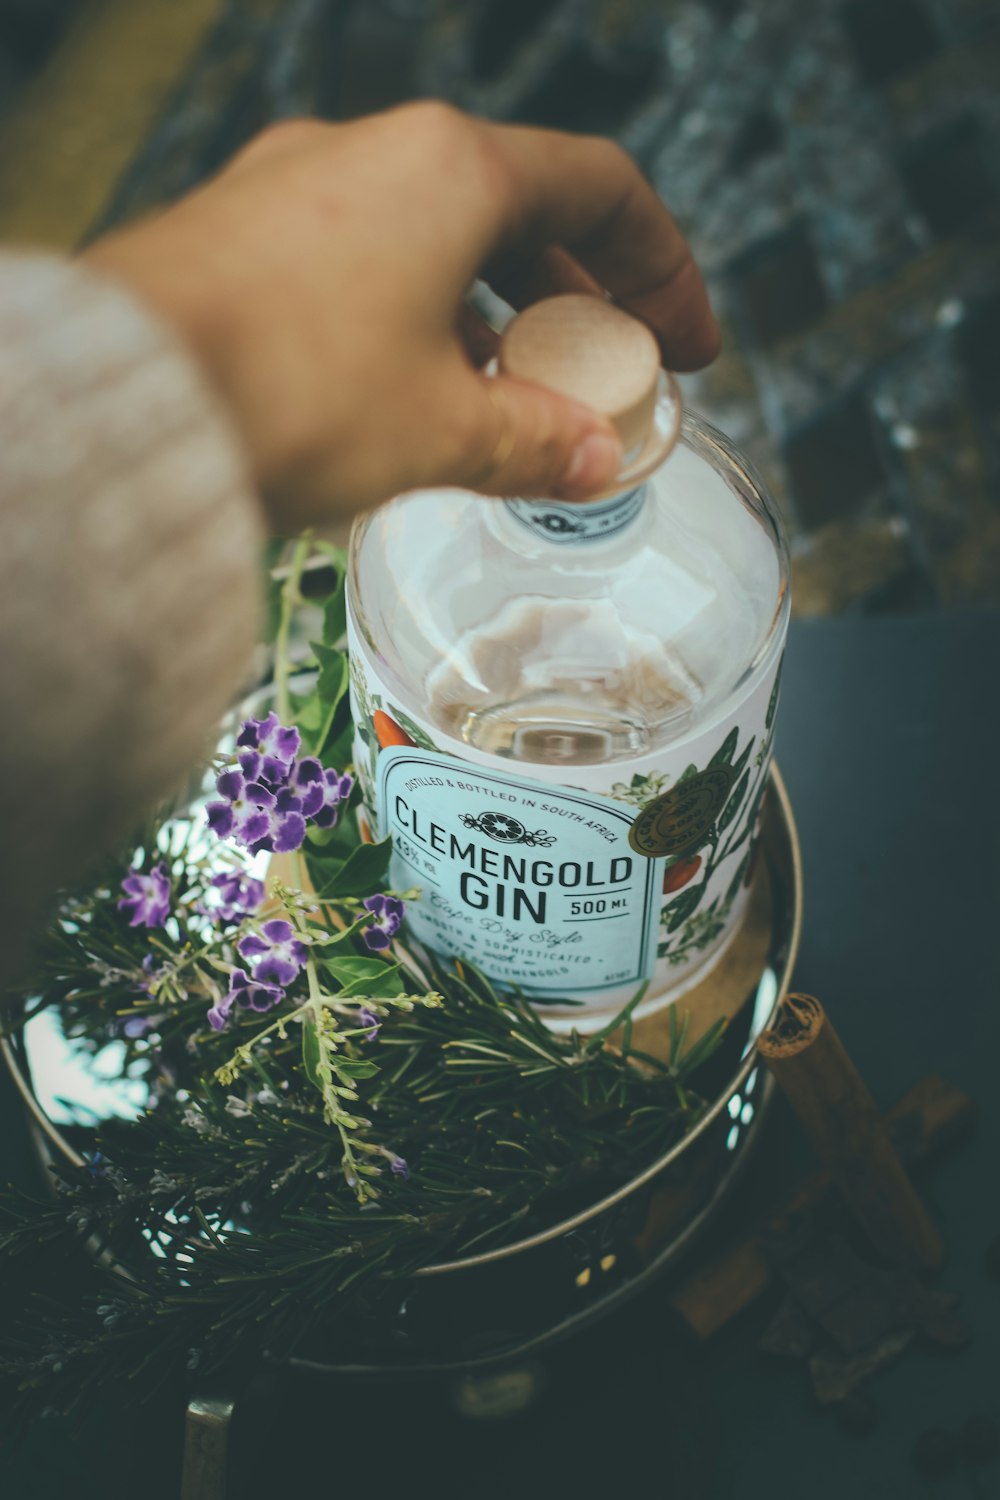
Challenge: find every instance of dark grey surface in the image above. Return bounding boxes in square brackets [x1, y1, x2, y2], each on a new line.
[709, 610, 1000, 1500]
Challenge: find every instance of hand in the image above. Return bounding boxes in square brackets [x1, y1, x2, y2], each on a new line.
[84, 104, 719, 530]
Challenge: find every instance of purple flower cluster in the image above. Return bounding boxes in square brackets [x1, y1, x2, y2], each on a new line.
[237, 919, 309, 986]
[200, 870, 265, 927]
[118, 862, 171, 929]
[361, 894, 403, 953]
[206, 712, 354, 856]
[207, 919, 309, 1031]
[208, 969, 285, 1032]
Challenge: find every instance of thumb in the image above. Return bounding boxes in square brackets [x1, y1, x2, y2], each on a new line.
[445, 367, 624, 501]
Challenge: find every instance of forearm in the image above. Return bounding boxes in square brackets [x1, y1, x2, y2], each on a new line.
[0, 253, 264, 989]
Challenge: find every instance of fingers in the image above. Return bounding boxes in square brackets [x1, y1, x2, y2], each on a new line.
[455, 300, 499, 368]
[486, 244, 603, 310]
[434, 358, 624, 501]
[475, 123, 720, 371]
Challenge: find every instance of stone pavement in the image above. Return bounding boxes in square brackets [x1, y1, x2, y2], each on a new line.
[1, 0, 997, 615]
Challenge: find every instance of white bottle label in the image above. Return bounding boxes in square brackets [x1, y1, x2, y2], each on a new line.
[348, 614, 784, 1019]
[378, 747, 661, 995]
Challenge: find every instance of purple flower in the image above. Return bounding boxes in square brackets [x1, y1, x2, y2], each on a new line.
[236, 712, 301, 785]
[206, 768, 274, 840]
[390, 1155, 409, 1180]
[206, 771, 306, 855]
[290, 759, 355, 829]
[358, 1007, 380, 1041]
[125, 955, 164, 1037]
[238, 918, 309, 986]
[201, 870, 265, 926]
[207, 968, 284, 1031]
[361, 894, 404, 953]
[118, 862, 172, 929]
[247, 791, 308, 856]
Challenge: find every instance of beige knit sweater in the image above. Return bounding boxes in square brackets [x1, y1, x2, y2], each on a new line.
[0, 253, 264, 991]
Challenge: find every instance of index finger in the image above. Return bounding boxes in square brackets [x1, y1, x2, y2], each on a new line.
[475, 121, 720, 372]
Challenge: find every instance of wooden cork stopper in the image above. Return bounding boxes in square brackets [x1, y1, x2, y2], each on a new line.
[498, 294, 661, 457]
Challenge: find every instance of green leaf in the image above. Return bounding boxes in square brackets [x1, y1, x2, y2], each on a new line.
[309, 542, 348, 648]
[324, 590, 347, 651]
[668, 1003, 690, 1065]
[307, 824, 343, 849]
[726, 850, 752, 904]
[317, 805, 363, 854]
[723, 780, 768, 861]
[313, 641, 349, 709]
[302, 1016, 322, 1089]
[292, 689, 325, 735]
[323, 717, 356, 772]
[717, 770, 750, 833]
[709, 728, 739, 768]
[304, 644, 349, 754]
[309, 839, 392, 899]
[676, 763, 699, 784]
[333, 1057, 379, 1080]
[665, 884, 705, 933]
[325, 956, 403, 998]
[731, 737, 756, 779]
[679, 1016, 728, 1074]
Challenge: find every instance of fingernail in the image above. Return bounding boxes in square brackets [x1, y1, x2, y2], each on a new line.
[559, 430, 623, 496]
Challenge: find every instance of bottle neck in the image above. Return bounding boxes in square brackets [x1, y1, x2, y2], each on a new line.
[504, 482, 647, 546]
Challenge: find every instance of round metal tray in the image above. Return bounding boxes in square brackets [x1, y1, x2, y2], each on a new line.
[3, 765, 802, 1376]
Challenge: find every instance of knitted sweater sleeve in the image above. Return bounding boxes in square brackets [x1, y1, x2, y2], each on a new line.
[0, 253, 264, 988]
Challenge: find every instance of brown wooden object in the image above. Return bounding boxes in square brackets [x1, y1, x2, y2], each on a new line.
[758, 994, 944, 1272]
[496, 294, 682, 494]
[498, 294, 660, 453]
[668, 1072, 974, 1339]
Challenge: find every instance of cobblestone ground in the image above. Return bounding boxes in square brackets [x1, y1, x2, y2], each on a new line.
[2, 0, 998, 614]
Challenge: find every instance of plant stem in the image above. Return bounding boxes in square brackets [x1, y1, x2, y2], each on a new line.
[274, 534, 311, 726]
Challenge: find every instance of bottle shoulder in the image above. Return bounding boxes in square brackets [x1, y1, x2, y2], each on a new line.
[349, 421, 788, 764]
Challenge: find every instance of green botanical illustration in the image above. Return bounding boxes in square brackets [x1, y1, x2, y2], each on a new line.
[766, 660, 782, 732]
[656, 689, 779, 962]
[609, 769, 670, 807]
[609, 763, 698, 810]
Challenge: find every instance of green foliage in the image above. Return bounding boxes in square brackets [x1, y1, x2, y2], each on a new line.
[709, 726, 739, 767]
[0, 537, 726, 1427]
[718, 769, 751, 833]
[307, 839, 392, 899]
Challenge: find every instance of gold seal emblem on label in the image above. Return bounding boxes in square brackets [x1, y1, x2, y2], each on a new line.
[628, 766, 736, 859]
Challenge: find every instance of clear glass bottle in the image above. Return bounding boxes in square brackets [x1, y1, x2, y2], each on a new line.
[347, 295, 789, 1028]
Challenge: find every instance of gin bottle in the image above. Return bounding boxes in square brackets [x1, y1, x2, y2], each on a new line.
[347, 295, 789, 1027]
